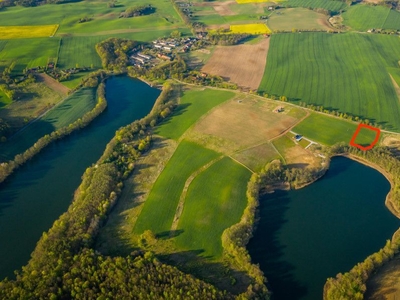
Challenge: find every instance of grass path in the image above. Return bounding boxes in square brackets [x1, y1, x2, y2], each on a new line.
[169, 156, 223, 235]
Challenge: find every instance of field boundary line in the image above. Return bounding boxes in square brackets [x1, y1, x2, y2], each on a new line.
[178, 91, 240, 143]
[6, 88, 80, 141]
[228, 155, 255, 173]
[170, 156, 224, 235]
[270, 141, 286, 164]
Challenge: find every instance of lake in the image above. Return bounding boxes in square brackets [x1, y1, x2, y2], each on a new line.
[247, 156, 400, 300]
[0, 76, 159, 279]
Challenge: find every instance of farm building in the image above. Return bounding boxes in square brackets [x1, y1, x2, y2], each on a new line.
[137, 53, 151, 60]
[295, 134, 303, 142]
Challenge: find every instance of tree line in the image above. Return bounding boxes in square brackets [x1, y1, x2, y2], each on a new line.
[0, 77, 108, 184]
[0, 82, 230, 299]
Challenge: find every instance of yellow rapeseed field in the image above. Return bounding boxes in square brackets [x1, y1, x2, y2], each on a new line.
[0, 25, 59, 39]
[230, 24, 271, 34]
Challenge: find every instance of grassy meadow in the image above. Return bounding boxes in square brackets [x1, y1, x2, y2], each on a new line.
[284, 0, 347, 12]
[155, 89, 235, 140]
[293, 113, 379, 146]
[0, 38, 60, 74]
[232, 142, 280, 172]
[0, 0, 184, 34]
[258, 32, 400, 131]
[175, 157, 250, 259]
[0, 88, 96, 161]
[133, 140, 220, 235]
[342, 5, 400, 31]
[0, 25, 59, 39]
[267, 8, 331, 31]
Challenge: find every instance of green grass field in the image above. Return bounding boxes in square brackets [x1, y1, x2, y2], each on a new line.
[284, 0, 347, 12]
[133, 140, 220, 235]
[155, 89, 235, 140]
[0, 88, 96, 161]
[174, 157, 250, 259]
[293, 113, 379, 146]
[0, 0, 183, 34]
[342, 4, 400, 31]
[232, 142, 280, 172]
[258, 32, 400, 131]
[267, 8, 330, 31]
[58, 36, 105, 69]
[0, 38, 60, 74]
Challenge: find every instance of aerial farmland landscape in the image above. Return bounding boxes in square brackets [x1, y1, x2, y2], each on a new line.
[1, 0, 400, 299]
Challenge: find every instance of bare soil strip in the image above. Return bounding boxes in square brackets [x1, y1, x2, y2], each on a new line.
[36, 73, 70, 96]
[202, 37, 270, 90]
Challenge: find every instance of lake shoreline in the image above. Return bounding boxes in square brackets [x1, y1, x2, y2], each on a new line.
[337, 153, 400, 221]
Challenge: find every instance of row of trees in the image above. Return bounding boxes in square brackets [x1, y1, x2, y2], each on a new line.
[0, 80, 107, 183]
[222, 173, 270, 300]
[260, 91, 382, 128]
[120, 5, 154, 18]
[0, 82, 229, 299]
[221, 159, 327, 299]
[323, 143, 400, 299]
[0, 84, 15, 100]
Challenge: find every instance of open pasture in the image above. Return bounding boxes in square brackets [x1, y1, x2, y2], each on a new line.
[0, 25, 59, 39]
[267, 8, 332, 31]
[232, 142, 280, 172]
[58, 36, 105, 69]
[230, 23, 271, 34]
[191, 96, 306, 152]
[0, 0, 183, 34]
[284, 0, 347, 12]
[342, 4, 400, 31]
[258, 32, 400, 131]
[175, 157, 250, 259]
[202, 37, 270, 90]
[293, 113, 379, 146]
[155, 88, 234, 140]
[0, 88, 96, 160]
[0, 38, 60, 74]
[133, 140, 220, 235]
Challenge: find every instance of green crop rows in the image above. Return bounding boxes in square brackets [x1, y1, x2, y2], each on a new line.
[175, 157, 250, 259]
[133, 140, 220, 235]
[258, 32, 400, 131]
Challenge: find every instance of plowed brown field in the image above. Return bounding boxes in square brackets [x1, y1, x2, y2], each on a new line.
[201, 37, 270, 90]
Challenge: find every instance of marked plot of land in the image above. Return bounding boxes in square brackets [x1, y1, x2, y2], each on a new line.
[202, 38, 270, 89]
[192, 97, 301, 151]
[0, 25, 59, 39]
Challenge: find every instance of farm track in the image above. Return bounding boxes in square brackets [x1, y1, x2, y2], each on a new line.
[169, 156, 224, 235]
[36, 73, 70, 96]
